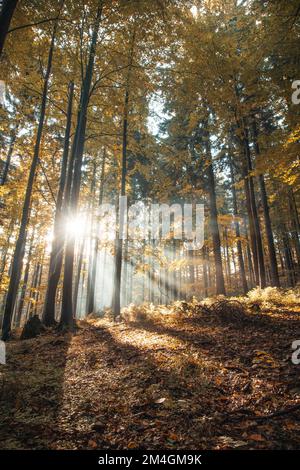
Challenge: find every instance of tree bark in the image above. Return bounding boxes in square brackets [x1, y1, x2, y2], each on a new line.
[86, 151, 106, 314]
[1, 18, 58, 340]
[281, 224, 295, 287]
[61, 2, 102, 328]
[112, 28, 136, 318]
[0, 0, 18, 57]
[42, 81, 74, 326]
[288, 189, 300, 276]
[204, 127, 226, 295]
[228, 153, 248, 293]
[1, 125, 18, 185]
[15, 229, 35, 327]
[252, 120, 280, 287]
[241, 127, 266, 288]
[85, 161, 97, 314]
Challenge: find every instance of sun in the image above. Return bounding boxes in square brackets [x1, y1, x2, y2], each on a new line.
[65, 214, 87, 239]
[190, 5, 198, 18]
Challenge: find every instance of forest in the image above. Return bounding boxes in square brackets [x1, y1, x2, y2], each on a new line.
[0, 0, 300, 454]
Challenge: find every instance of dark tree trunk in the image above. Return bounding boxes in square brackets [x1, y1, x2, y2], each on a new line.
[87, 149, 106, 313]
[87, 151, 106, 315]
[61, 2, 102, 328]
[2, 19, 58, 341]
[73, 238, 85, 316]
[121, 237, 129, 307]
[42, 81, 74, 326]
[27, 261, 40, 319]
[112, 27, 136, 318]
[0, 0, 19, 57]
[288, 189, 300, 275]
[204, 129, 226, 295]
[85, 162, 97, 314]
[224, 227, 231, 288]
[241, 129, 266, 288]
[242, 215, 255, 286]
[228, 153, 248, 293]
[281, 225, 295, 287]
[1, 126, 18, 185]
[202, 246, 208, 297]
[0, 219, 14, 286]
[112, 90, 129, 318]
[252, 121, 280, 287]
[15, 229, 35, 327]
[33, 254, 44, 316]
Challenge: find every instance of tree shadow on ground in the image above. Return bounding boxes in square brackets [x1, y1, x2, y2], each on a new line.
[0, 315, 299, 450]
[0, 331, 72, 449]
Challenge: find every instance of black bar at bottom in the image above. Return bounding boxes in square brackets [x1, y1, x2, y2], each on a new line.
[0, 450, 298, 466]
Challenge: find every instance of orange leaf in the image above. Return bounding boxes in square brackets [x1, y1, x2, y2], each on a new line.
[248, 434, 265, 441]
[128, 442, 137, 449]
[88, 440, 98, 448]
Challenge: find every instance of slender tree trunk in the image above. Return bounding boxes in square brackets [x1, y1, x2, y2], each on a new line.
[252, 121, 280, 286]
[86, 162, 97, 314]
[0, 0, 19, 57]
[112, 88, 129, 317]
[121, 237, 129, 307]
[228, 153, 248, 293]
[86, 150, 106, 314]
[202, 246, 208, 297]
[27, 261, 40, 319]
[0, 219, 14, 286]
[34, 253, 44, 316]
[224, 227, 231, 289]
[243, 215, 255, 286]
[112, 28, 136, 318]
[61, 2, 102, 328]
[73, 238, 85, 316]
[15, 229, 35, 327]
[288, 189, 300, 274]
[1, 126, 18, 185]
[42, 81, 74, 326]
[241, 129, 266, 287]
[281, 225, 295, 287]
[205, 128, 226, 295]
[189, 249, 195, 296]
[1, 18, 59, 340]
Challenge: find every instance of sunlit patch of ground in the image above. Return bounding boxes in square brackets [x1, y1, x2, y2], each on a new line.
[0, 298, 300, 449]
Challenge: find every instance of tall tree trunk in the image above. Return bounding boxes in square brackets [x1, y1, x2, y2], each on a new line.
[281, 225, 295, 287]
[1, 17, 59, 340]
[204, 127, 226, 295]
[73, 238, 85, 316]
[112, 88, 129, 317]
[224, 227, 231, 289]
[0, 219, 14, 286]
[27, 260, 40, 319]
[0, 0, 19, 57]
[34, 252, 44, 316]
[86, 150, 106, 314]
[15, 229, 35, 327]
[288, 189, 300, 276]
[112, 28, 136, 318]
[1, 125, 18, 185]
[85, 162, 97, 314]
[61, 2, 102, 328]
[241, 128, 266, 288]
[42, 81, 74, 326]
[202, 246, 208, 297]
[228, 153, 248, 293]
[121, 237, 129, 307]
[252, 121, 280, 286]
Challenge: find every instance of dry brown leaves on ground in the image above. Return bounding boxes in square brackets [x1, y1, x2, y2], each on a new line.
[0, 297, 300, 450]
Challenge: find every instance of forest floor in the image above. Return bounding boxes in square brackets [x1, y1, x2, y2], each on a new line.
[1, 290, 300, 450]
